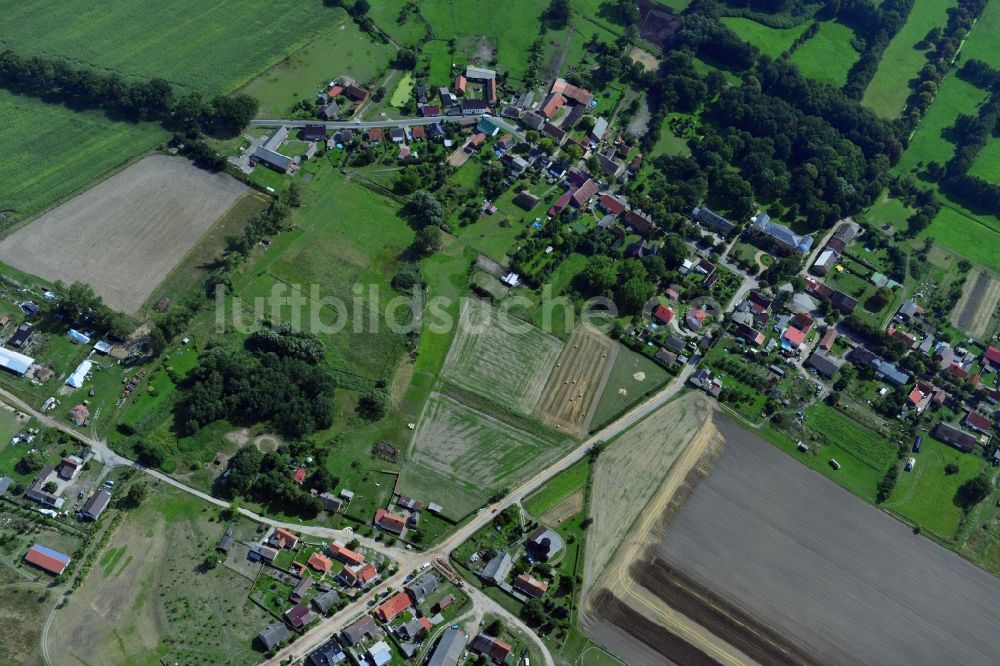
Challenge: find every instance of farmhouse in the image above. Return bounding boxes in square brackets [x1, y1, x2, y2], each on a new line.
[320, 493, 343, 513]
[461, 99, 489, 115]
[311, 589, 341, 615]
[57, 457, 82, 479]
[819, 328, 838, 351]
[0, 346, 34, 375]
[734, 323, 765, 346]
[397, 616, 432, 641]
[465, 66, 496, 80]
[539, 92, 565, 118]
[826, 221, 860, 253]
[873, 359, 910, 387]
[807, 351, 841, 378]
[551, 77, 594, 106]
[301, 125, 326, 141]
[373, 508, 407, 535]
[933, 422, 979, 453]
[338, 562, 378, 587]
[753, 212, 813, 254]
[964, 411, 992, 433]
[270, 528, 299, 549]
[308, 552, 333, 573]
[470, 634, 513, 664]
[571, 179, 598, 208]
[307, 637, 346, 666]
[405, 571, 440, 604]
[427, 628, 466, 666]
[342, 615, 381, 646]
[479, 551, 513, 585]
[623, 209, 654, 234]
[24, 544, 70, 575]
[258, 622, 290, 650]
[520, 111, 546, 130]
[983, 346, 1000, 369]
[9, 323, 34, 348]
[454, 74, 467, 95]
[285, 604, 314, 629]
[290, 575, 313, 603]
[375, 590, 412, 623]
[25, 465, 62, 508]
[327, 541, 364, 566]
[897, 299, 924, 321]
[80, 489, 111, 521]
[513, 572, 549, 598]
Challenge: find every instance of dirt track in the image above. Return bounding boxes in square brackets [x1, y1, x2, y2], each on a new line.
[0, 155, 248, 313]
[951, 269, 1000, 337]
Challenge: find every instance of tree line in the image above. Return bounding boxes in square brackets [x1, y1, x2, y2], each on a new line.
[0, 49, 258, 137]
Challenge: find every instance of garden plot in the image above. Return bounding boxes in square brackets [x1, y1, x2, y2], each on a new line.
[441, 298, 563, 415]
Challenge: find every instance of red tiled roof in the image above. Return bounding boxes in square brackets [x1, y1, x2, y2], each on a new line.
[328, 85, 343, 98]
[599, 194, 626, 216]
[367, 128, 384, 140]
[24, 545, 70, 575]
[294, 467, 306, 484]
[308, 552, 333, 573]
[782, 327, 806, 347]
[985, 346, 1000, 366]
[411, 125, 425, 139]
[356, 563, 378, 584]
[513, 573, 549, 598]
[375, 591, 412, 622]
[540, 93, 565, 118]
[273, 528, 299, 549]
[819, 328, 838, 350]
[548, 193, 572, 217]
[965, 411, 992, 432]
[653, 305, 674, 324]
[455, 75, 467, 93]
[328, 542, 365, 566]
[374, 508, 407, 534]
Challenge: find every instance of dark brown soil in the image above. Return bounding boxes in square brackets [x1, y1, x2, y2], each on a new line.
[632, 558, 820, 666]
[589, 589, 720, 666]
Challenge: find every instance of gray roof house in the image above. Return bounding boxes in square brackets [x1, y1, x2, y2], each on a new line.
[479, 551, 513, 585]
[427, 628, 467, 666]
[406, 571, 440, 605]
[342, 615, 381, 646]
[312, 589, 341, 614]
[258, 622, 290, 650]
[873, 359, 911, 386]
[806, 351, 842, 378]
[0, 476, 13, 495]
[307, 637, 347, 666]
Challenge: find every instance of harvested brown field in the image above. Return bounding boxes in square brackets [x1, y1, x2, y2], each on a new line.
[584, 392, 715, 592]
[441, 298, 563, 415]
[0, 155, 249, 313]
[628, 46, 661, 72]
[647, 415, 1000, 665]
[540, 488, 584, 525]
[582, 393, 751, 665]
[534, 325, 616, 436]
[951, 268, 1000, 337]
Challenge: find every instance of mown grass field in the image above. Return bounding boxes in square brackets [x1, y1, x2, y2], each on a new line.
[590, 346, 670, 428]
[239, 18, 395, 117]
[862, 0, 956, 118]
[960, 0, 1000, 63]
[884, 434, 985, 538]
[721, 17, 814, 59]
[0, 90, 166, 220]
[0, 0, 349, 94]
[524, 459, 590, 517]
[898, 75, 989, 173]
[788, 21, 859, 87]
[969, 137, 1000, 185]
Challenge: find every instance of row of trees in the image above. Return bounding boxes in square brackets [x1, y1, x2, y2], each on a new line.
[0, 49, 257, 136]
[838, 0, 915, 99]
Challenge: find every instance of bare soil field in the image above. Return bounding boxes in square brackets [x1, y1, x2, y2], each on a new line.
[534, 325, 615, 436]
[649, 415, 1000, 665]
[951, 268, 1000, 337]
[628, 46, 661, 72]
[403, 391, 574, 516]
[441, 298, 564, 414]
[0, 155, 249, 313]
